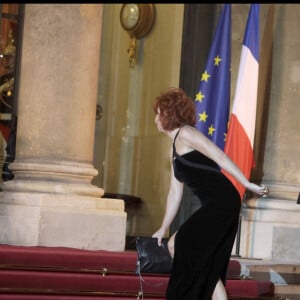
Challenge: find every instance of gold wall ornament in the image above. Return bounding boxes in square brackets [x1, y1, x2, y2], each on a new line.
[128, 37, 137, 68]
[120, 3, 156, 68]
[3, 29, 16, 57]
[0, 78, 14, 109]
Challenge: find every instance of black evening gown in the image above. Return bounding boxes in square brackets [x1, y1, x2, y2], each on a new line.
[166, 130, 241, 300]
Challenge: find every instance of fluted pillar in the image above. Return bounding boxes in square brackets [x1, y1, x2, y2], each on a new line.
[0, 4, 127, 251]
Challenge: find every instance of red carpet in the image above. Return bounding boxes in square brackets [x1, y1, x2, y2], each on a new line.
[0, 244, 240, 277]
[0, 296, 164, 300]
[0, 244, 138, 273]
[226, 280, 275, 297]
[0, 244, 275, 299]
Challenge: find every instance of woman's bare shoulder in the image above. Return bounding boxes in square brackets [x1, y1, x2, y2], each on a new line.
[176, 126, 199, 154]
[180, 125, 203, 139]
[179, 125, 215, 154]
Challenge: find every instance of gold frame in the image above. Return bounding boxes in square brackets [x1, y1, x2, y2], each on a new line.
[120, 4, 156, 39]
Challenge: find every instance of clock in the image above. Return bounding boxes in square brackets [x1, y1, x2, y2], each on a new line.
[120, 4, 156, 39]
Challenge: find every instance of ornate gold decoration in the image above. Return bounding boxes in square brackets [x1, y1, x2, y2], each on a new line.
[3, 29, 16, 57]
[128, 37, 137, 68]
[120, 4, 156, 68]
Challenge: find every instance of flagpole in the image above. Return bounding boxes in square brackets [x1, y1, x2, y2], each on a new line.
[232, 193, 248, 257]
[232, 192, 248, 257]
[233, 211, 242, 257]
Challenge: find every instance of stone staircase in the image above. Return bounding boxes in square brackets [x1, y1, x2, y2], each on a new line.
[237, 258, 300, 300]
[0, 243, 289, 299]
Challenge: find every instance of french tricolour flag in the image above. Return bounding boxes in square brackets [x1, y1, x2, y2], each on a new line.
[223, 4, 260, 200]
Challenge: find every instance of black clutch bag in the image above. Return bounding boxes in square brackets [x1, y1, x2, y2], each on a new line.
[136, 236, 173, 274]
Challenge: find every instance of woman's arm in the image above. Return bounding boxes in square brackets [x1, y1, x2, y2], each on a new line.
[179, 126, 266, 196]
[152, 149, 184, 245]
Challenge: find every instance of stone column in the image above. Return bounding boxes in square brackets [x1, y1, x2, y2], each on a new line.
[238, 4, 300, 262]
[0, 4, 127, 251]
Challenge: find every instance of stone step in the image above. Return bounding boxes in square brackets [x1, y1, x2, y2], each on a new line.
[237, 259, 300, 284]
[0, 245, 277, 299]
[0, 293, 282, 300]
[275, 284, 300, 300]
[249, 264, 300, 285]
[236, 258, 300, 300]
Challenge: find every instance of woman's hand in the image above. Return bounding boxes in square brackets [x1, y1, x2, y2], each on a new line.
[152, 228, 166, 246]
[247, 182, 269, 198]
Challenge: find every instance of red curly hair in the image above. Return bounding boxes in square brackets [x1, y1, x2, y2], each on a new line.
[153, 87, 196, 131]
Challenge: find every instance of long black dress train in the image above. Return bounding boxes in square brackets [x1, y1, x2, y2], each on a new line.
[166, 129, 241, 300]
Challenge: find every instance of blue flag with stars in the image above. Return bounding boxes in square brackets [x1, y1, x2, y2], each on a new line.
[194, 4, 231, 150]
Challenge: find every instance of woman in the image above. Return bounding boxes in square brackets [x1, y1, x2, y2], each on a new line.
[152, 87, 268, 300]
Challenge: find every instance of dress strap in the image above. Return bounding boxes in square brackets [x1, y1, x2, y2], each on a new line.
[173, 127, 181, 143]
[172, 127, 182, 157]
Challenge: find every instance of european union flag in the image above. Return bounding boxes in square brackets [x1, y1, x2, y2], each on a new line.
[194, 4, 231, 150]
